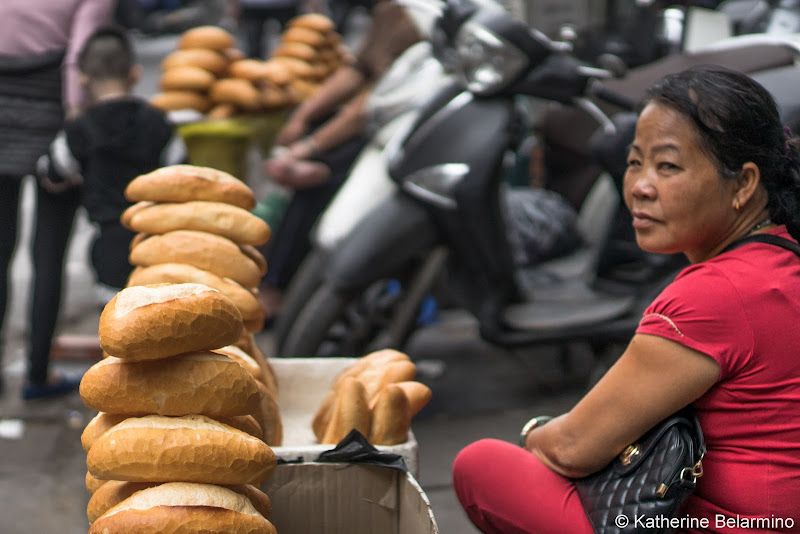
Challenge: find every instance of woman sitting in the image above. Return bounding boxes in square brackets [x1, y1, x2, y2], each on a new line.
[452, 65, 800, 533]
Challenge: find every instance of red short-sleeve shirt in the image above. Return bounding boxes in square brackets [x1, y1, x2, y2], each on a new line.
[636, 227, 800, 533]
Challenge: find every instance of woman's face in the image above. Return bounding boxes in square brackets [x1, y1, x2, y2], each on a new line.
[623, 101, 739, 263]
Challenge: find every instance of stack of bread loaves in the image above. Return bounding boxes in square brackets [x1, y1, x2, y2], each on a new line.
[80, 282, 278, 533]
[268, 13, 346, 103]
[120, 164, 283, 446]
[312, 349, 433, 446]
[152, 16, 344, 118]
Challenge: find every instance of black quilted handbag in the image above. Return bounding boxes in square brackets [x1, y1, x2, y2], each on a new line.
[573, 408, 706, 534]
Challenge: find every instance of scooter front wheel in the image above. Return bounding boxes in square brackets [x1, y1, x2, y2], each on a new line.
[276, 278, 422, 359]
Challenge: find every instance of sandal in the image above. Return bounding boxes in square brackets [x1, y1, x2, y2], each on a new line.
[22, 373, 82, 401]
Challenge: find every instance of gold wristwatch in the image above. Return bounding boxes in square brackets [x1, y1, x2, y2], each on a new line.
[518, 416, 553, 447]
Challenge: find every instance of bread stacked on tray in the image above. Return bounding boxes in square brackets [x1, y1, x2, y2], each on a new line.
[312, 349, 433, 446]
[80, 283, 278, 533]
[152, 15, 345, 118]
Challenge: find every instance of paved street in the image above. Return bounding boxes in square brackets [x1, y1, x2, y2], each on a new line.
[0, 25, 592, 534]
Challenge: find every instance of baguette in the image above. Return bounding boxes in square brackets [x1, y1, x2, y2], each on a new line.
[125, 165, 255, 210]
[89, 482, 276, 534]
[87, 481, 271, 525]
[212, 345, 264, 382]
[82, 413, 129, 452]
[320, 377, 370, 445]
[160, 65, 216, 92]
[149, 91, 212, 113]
[126, 263, 264, 324]
[368, 383, 411, 445]
[210, 78, 263, 111]
[80, 353, 262, 417]
[129, 231, 263, 288]
[86, 471, 108, 495]
[161, 48, 228, 76]
[86, 415, 276, 484]
[394, 381, 433, 417]
[98, 283, 243, 361]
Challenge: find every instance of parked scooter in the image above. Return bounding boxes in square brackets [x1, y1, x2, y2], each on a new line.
[275, 0, 800, 361]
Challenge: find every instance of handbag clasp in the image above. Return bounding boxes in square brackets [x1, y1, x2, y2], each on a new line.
[619, 444, 641, 466]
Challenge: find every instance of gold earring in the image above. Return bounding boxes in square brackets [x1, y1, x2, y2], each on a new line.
[734, 199, 740, 211]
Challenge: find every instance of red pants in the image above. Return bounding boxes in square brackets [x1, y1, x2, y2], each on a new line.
[453, 439, 594, 534]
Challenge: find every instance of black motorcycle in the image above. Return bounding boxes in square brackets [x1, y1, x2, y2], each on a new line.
[275, 0, 800, 363]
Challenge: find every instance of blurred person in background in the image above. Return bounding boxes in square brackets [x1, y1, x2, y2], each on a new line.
[235, 0, 304, 59]
[256, 0, 422, 322]
[0, 0, 114, 399]
[37, 26, 187, 303]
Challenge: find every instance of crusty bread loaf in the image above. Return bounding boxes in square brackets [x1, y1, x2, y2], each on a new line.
[239, 244, 268, 278]
[210, 78, 263, 111]
[126, 263, 264, 324]
[258, 61, 293, 86]
[362, 359, 417, 407]
[120, 201, 153, 229]
[288, 13, 336, 33]
[82, 413, 129, 452]
[87, 481, 271, 525]
[150, 91, 212, 113]
[87, 415, 276, 484]
[89, 482, 276, 534]
[228, 59, 271, 82]
[216, 415, 264, 440]
[161, 48, 228, 76]
[129, 231, 264, 288]
[394, 381, 433, 417]
[80, 353, 262, 417]
[212, 345, 264, 382]
[273, 41, 318, 62]
[207, 102, 238, 120]
[368, 383, 411, 445]
[178, 26, 236, 51]
[160, 65, 217, 92]
[254, 381, 283, 446]
[86, 471, 108, 495]
[98, 283, 243, 361]
[320, 377, 370, 445]
[281, 26, 328, 47]
[125, 165, 255, 210]
[122, 200, 270, 246]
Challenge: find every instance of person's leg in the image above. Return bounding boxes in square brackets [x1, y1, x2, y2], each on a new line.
[0, 177, 23, 389]
[91, 223, 136, 291]
[241, 7, 268, 59]
[453, 438, 594, 534]
[26, 183, 81, 386]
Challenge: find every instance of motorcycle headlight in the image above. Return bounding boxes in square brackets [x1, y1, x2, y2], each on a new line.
[455, 20, 528, 95]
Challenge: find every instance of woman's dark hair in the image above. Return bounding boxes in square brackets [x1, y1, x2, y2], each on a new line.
[78, 25, 135, 81]
[640, 64, 800, 240]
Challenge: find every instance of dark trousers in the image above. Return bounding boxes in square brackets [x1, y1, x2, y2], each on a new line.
[262, 134, 367, 290]
[240, 5, 299, 59]
[91, 222, 135, 289]
[0, 177, 80, 384]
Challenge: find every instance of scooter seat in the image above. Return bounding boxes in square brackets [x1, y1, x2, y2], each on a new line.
[502, 280, 636, 330]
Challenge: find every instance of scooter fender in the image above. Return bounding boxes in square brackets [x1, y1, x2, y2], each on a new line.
[323, 193, 438, 293]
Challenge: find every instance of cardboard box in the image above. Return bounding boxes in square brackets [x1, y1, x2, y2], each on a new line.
[261, 462, 439, 534]
[270, 358, 420, 477]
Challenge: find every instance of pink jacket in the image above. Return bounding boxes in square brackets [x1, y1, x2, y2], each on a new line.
[0, 0, 114, 109]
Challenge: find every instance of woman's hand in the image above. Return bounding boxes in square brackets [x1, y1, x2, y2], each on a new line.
[276, 115, 308, 147]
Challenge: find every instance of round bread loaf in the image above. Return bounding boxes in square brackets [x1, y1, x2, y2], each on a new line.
[207, 103, 238, 120]
[288, 13, 335, 33]
[273, 41, 318, 62]
[150, 91, 212, 113]
[80, 353, 262, 417]
[88, 482, 276, 534]
[127, 263, 264, 323]
[160, 65, 217, 92]
[82, 413, 129, 452]
[259, 61, 293, 86]
[228, 59, 270, 82]
[212, 345, 264, 382]
[98, 283, 243, 361]
[129, 231, 263, 288]
[86, 471, 108, 495]
[272, 56, 317, 79]
[122, 200, 270, 246]
[125, 165, 255, 210]
[210, 78, 263, 111]
[88, 482, 271, 525]
[120, 201, 153, 229]
[161, 48, 228, 76]
[261, 86, 294, 109]
[86, 415, 276, 484]
[82, 413, 264, 451]
[178, 25, 236, 51]
[281, 26, 328, 47]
